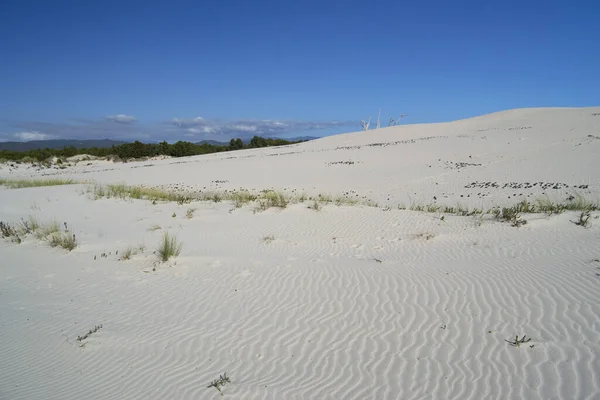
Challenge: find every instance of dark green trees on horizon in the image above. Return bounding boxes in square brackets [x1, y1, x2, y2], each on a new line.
[0, 136, 308, 162]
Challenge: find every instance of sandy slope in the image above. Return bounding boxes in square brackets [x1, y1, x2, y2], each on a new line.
[1, 107, 600, 399]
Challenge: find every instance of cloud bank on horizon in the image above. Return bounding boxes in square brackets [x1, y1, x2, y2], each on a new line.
[0, 115, 355, 143]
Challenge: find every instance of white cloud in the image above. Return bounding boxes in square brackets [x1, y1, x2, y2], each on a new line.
[105, 114, 137, 124]
[13, 131, 54, 141]
[168, 116, 354, 138]
[232, 125, 258, 132]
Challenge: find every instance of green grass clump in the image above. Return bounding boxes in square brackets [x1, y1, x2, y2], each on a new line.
[48, 231, 77, 251]
[185, 208, 196, 219]
[19, 215, 40, 234]
[1, 217, 76, 250]
[231, 191, 258, 208]
[89, 183, 191, 203]
[120, 244, 145, 260]
[307, 199, 321, 211]
[34, 221, 61, 240]
[491, 206, 526, 227]
[120, 247, 135, 260]
[157, 232, 182, 262]
[34, 221, 77, 250]
[0, 178, 76, 189]
[256, 190, 289, 211]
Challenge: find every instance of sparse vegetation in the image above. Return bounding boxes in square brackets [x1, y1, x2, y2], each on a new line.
[119, 244, 145, 260]
[0, 178, 77, 189]
[185, 208, 196, 219]
[120, 247, 135, 260]
[1, 218, 77, 250]
[262, 235, 275, 244]
[34, 221, 61, 240]
[20, 216, 40, 234]
[256, 190, 288, 211]
[207, 372, 231, 396]
[157, 232, 182, 262]
[492, 205, 526, 227]
[572, 211, 592, 227]
[88, 183, 191, 203]
[48, 230, 77, 251]
[148, 224, 162, 231]
[307, 199, 321, 211]
[231, 191, 258, 208]
[0, 221, 21, 243]
[505, 335, 532, 348]
[416, 232, 435, 240]
[77, 324, 103, 347]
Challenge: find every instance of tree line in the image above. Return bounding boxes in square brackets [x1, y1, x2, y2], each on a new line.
[0, 136, 307, 162]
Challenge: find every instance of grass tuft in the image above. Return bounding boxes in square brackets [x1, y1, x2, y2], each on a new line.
[48, 231, 77, 250]
[157, 232, 182, 262]
[255, 190, 288, 211]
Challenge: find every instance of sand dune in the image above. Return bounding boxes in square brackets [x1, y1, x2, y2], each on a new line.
[1, 107, 599, 399]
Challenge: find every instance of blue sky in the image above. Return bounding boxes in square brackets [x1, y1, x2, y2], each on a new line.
[1, 0, 599, 143]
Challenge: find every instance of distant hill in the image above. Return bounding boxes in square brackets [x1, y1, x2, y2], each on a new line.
[0, 139, 126, 151]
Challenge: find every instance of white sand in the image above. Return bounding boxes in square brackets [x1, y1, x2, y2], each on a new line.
[1, 107, 599, 399]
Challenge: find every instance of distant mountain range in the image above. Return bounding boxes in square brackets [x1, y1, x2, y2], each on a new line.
[0, 136, 320, 152]
[195, 136, 319, 146]
[0, 139, 126, 151]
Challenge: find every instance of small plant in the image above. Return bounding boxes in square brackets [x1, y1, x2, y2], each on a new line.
[416, 232, 435, 240]
[20, 215, 40, 234]
[256, 190, 288, 211]
[492, 206, 526, 227]
[157, 232, 182, 262]
[120, 247, 135, 260]
[48, 231, 77, 251]
[172, 212, 176, 218]
[572, 211, 591, 227]
[148, 224, 162, 231]
[262, 235, 275, 244]
[34, 221, 60, 240]
[0, 221, 21, 243]
[505, 335, 532, 348]
[77, 324, 103, 347]
[185, 208, 196, 219]
[307, 199, 321, 211]
[207, 372, 231, 396]
[231, 191, 257, 208]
